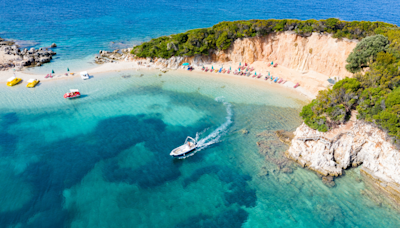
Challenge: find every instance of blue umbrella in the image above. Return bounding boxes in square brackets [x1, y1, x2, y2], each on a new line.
[212, 66, 214, 70]
[255, 72, 257, 75]
[229, 67, 231, 70]
[52, 70, 54, 73]
[182, 62, 189, 66]
[239, 62, 241, 66]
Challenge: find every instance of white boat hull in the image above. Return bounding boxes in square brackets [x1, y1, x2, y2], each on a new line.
[170, 143, 197, 157]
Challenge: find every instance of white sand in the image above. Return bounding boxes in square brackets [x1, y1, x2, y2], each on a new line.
[0, 58, 331, 100]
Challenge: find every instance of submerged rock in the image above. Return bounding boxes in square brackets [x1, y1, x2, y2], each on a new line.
[275, 129, 294, 145]
[51, 43, 57, 47]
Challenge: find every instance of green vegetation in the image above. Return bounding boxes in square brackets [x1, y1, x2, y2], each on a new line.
[300, 26, 400, 144]
[345, 35, 389, 73]
[132, 19, 396, 59]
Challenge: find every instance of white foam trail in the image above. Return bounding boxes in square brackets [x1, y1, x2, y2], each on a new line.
[178, 97, 233, 159]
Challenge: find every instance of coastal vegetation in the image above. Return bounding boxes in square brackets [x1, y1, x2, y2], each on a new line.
[132, 19, 396, 59]
[300, 27, 400, 144]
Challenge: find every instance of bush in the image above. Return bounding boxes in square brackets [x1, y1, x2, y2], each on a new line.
[345, 35, 389, 73]
[301, 27, 400, 143]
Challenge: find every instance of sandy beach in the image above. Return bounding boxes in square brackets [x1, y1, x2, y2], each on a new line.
[0, 56, 331, 100]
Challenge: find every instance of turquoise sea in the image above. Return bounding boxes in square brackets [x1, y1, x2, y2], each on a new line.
[1, 70, 400, 227]
[2, 0, 400, 227]
[0, 0, 399, 74]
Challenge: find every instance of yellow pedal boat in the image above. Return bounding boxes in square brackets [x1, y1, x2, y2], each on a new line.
[26, 79, 40, 88]
[7, 76, 22, 86]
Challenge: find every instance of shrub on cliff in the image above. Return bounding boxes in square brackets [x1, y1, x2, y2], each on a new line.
[301, 28, 400, 144]
[345, 35, 389, 73]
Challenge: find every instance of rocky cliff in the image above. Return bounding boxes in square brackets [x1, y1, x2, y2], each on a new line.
[154, 32, 358, 78]
[287, 119, 400, 208]
[215, 32, 357, 78]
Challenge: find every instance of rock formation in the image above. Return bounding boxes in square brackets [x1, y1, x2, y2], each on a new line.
[0, 38, 57, 71]
[95, 48, 133, 64]
[213, 32, 358, 78]
[287, 118, 400, 208]
[150, 31, 357, 79]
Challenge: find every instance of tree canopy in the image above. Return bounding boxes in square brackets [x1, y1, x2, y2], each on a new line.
[345, 35, 389, 73]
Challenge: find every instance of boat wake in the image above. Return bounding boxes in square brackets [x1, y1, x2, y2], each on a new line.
[178, 97, 233, 159]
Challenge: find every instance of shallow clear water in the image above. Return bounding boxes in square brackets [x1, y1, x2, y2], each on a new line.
[0, 71, 399, 227]
[1, 0, 399, 74]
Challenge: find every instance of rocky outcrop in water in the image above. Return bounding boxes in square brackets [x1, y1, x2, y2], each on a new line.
[287, 119, 400, 208]
[0, 37, 57, 70]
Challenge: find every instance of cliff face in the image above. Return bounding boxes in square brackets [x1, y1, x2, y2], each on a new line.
[155, 32, 357, 78]
[214, 32, 357, 78]
[287, 121, 400, 208]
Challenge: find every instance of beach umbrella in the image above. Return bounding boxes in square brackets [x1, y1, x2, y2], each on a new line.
[182, 62, 189, 66]
[268, 72, 270, 76]
[271, 61, 273, 65]
[229, 66, 231, 70]
[255, 72, 257, 75]
[52, 70, 54, 73]
[238, 68, 240, 72]
[212, 66, 214, 70]
[67, 68, 70, 72]
[239, 62, 241, 66]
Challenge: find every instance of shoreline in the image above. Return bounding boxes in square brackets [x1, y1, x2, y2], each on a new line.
[0, 58, 324, 100]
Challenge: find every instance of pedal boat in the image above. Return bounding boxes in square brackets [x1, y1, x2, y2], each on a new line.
[64, 89, 81, 99]
[26, 79, 39, 88]
[80, 71, 89, 80]
[170, 136, 197, 157]
[7, 76, 22, 86]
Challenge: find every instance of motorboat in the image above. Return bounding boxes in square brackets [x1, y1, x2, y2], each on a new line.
[26, 79, 39, 88]
[64, 89, 81, 99]
[7, 76, 22, 86]
[170, 136, 197, 157]
[80, 71, 90, 80]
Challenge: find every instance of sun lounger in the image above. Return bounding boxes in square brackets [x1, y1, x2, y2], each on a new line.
[274, 63, 278, 67]
[294, 83, 300, 88]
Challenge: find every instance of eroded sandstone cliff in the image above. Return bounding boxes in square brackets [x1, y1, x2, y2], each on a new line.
[154, 32, 357, 79]
[213, 32, 358, 78]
